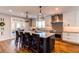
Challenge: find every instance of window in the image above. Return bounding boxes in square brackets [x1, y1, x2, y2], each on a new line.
[36, 20, 45, 28]
[16, 22, 25, 30]
[16, 22, 21, 29]
[11, 18, 26, 35]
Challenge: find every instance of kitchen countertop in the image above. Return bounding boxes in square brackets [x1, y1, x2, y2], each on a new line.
[36, 32, 55, 38]
[26, 31, 55, 38]
[63, 31, 79, 33]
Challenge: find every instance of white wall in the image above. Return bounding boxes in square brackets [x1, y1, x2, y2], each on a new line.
[0, 14, 30, 37]
[0, 14, 11, 36]
[24, 22, 30, 32]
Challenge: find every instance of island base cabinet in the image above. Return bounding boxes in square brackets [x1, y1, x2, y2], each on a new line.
[41, 35, 55, 53]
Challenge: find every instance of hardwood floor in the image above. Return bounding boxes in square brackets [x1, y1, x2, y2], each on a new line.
[0, 38, 79, 53]
[0, 39, 31, 53]
[0, 39, 16, 53]
[55, 39, 79, 53]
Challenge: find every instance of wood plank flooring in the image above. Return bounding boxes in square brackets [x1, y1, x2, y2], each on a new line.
[0, 39, 31, 53]
[0, 38, 79, 53]
[55, 39, 79, 53]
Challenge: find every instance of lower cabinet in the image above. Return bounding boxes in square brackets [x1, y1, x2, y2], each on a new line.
[62, 32, 79, 44]
[41, 35, 55, 53]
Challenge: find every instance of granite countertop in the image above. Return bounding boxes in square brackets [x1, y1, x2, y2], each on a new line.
[36, 32, 55, 38]
[26, 31, 55, 38]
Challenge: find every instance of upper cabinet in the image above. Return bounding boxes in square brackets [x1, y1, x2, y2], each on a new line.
[63, 10, 76, 27]
[51, 14, 63, 27]
[63, 8, 79, 27]
[76, 8, 79, 27]
[51, 14, 63, 32]
[51, 14, 63, 23]
[51, 14, 63, 26]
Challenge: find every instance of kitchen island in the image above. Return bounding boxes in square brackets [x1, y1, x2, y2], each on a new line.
[36, 32, 55, 53]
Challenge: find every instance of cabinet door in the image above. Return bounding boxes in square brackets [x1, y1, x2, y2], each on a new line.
[63, 33, 76, 43]
[69, 33, 76, 42]
[63, 10, 76, 27]
[76, 9, 79, 27]
[63, 33, 72, 41]
[75, 33, 79, 43]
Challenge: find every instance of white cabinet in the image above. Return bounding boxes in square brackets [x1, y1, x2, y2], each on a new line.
[75, 9, 79, 27]
[63, 33, 75, 41]
[63, 10, 76, 27]
[63, 32, 79, 44]
[63, 8, 79, 27]
[75, 33, 79, 43]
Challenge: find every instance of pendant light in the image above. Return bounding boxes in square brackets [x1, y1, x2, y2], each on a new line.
[38, 6, 44, 20]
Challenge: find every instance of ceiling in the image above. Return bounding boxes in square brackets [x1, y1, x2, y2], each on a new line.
[0, 6, 76, 18]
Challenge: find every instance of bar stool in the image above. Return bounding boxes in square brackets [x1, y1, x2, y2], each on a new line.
[19, 31, 24, 48]
[24, 32, 32, 48]
[31, 34, 41, 52]
[15, 31, 20, 47]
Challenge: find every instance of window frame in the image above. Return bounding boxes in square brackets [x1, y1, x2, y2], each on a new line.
[36, 20, 45, 28]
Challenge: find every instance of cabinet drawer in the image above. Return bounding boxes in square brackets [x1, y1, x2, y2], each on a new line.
[63, 33, 70, 36]
[63, 33, 76, 40]
[63, 33, 75, 36]
[75, 33, 79, 37]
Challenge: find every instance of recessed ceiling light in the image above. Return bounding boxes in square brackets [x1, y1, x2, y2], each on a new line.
[55, 8, 59, 11]
[8, 9, 12, 12]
